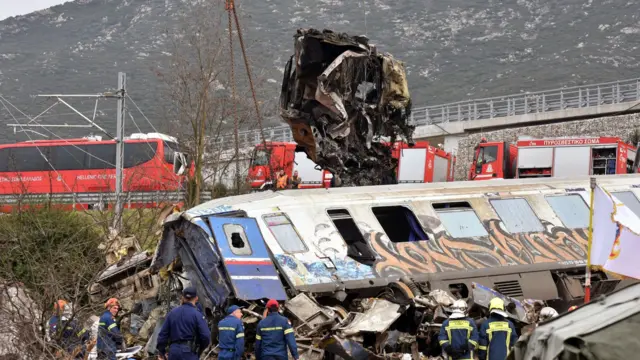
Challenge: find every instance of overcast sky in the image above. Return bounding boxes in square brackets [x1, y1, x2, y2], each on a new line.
[0, 0, 69, 21]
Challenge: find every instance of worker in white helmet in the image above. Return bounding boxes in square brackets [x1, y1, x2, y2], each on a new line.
[538, 307, 559, 323]
[438, 299, 479, 360]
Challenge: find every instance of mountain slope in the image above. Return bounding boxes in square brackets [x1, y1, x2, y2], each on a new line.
[0, 0, 639, 143]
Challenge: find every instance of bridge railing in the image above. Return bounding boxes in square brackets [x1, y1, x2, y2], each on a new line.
[213, 78, 640, 149]
[410, 78, 640, 125]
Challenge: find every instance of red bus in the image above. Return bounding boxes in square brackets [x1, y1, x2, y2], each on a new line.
[0, 132, 191, 211]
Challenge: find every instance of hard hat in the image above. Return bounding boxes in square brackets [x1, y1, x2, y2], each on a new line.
[450, 299, 468, 319]
[489, 297, 509, 317]
[539, 307, 559, 322]
[54, 299, 68, 312]
[568, 305, 578, 312]
[266, 299, 279, 309]
[105, 298, 120, 309]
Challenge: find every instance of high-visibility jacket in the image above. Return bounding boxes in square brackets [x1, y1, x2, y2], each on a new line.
[217, 315, 245, 360]
[255, 312, 299, 360]
[478, 314, 518, 360]
[276, 175, 288, 189]
[438, 317, 479, 360]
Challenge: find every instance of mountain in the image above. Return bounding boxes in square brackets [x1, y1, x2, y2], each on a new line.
[1, 0, 639, 143]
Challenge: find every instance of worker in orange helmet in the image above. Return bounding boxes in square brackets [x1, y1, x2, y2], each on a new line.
[97, 298, 124, 360]
[47, 299, 68, 341]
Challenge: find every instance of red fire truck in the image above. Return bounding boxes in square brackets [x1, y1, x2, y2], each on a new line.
[0, 132, 191, 211]
[469, 136, 639, 180]
[247, 141, 456, 189]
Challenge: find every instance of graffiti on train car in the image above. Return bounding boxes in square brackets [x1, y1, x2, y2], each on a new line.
[372, 217, 588, 277]
[272, 214, 588, 286]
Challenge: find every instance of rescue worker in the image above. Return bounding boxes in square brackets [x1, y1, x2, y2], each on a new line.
[438, 299, 479, 360]
[97, 298, 124, 360]
[255, 299, 299, 360]
[156, 287, 211, 360]
[55, 301, 90, 359]
[538, 307, 559, 322]
[289, 170, 301, 189]
[47, 299, 68, 342]
[276, 170, 288, 190]
[217, 305, 245, 360]
[478, 298, 518, 360]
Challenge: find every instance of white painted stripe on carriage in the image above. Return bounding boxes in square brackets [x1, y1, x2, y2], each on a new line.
[225, 257, 271, 262]
[230, 275, 280, 280]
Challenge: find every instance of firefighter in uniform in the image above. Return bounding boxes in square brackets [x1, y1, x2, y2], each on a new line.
[478, 297, 518, 360]
[97, 298, 124, 360]
[48, 300, 90, 358]
[156, 287, 211, 360]
[255, 299, 299, 360]
[438, 299, 479, 360]
[217, 305, 245, 360]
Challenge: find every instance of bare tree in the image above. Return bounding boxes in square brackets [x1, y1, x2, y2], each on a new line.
[156, 1, 264, 207]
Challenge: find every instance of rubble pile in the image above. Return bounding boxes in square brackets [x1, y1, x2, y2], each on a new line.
[279, 28, 414, 186]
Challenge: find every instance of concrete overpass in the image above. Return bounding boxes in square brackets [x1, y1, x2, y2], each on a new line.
[211, 77, 640, 184]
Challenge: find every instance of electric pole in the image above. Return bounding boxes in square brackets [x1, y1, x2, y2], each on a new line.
[113, 72, 126, 230]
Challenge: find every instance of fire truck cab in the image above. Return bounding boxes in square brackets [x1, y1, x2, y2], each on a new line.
[248, 141, 456, 190]
[470, 137, 639, 180]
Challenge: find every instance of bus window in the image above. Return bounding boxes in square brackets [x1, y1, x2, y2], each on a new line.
[164, 141, 178, 164]
[124, 142, 158, 168]
[50, 145, 89, 170]
[0, 148, 10, 172]
[86, 144, 117, 169]
[7, 147, 49, 172]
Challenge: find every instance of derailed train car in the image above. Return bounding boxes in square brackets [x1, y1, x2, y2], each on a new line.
[150, 175, 640, 357]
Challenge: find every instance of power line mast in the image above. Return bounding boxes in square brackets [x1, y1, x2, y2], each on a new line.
[6, 72, 127, 231]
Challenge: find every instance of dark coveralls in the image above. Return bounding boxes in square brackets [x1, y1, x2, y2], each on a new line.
[49, 316, 89, 358]
[438, 317, 479, 360]
[478, 314, 518, 360]
[217, 314, 245, 360]
[97, 310, 124, 360]
[255, 312, 299, 360]
[157, 303, 211, 360]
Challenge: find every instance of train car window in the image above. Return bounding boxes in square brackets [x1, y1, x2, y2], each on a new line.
[50, 145, 89, 170]
[611, 191, 640, 218]
[546, 194, 589, 229]
[433, 201, 488, 238]
[371, 206, 429, 242]
[124, 142, 158, 168]
[490, 198, 544, 233]
[327, 209, 377, 266]
[86, 144, 117, 169]
[7, 147, 49, 172]
[223, 223, 252, 256]
[263, 214, 308, 253]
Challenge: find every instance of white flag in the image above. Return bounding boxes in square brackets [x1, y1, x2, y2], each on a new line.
[591, 185, 640, 279]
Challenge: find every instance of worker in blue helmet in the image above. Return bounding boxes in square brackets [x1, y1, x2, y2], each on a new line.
[156, 286, 211, 360]
[217, 305, 245, 360]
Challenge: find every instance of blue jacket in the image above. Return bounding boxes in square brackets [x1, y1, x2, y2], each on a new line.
[217, 315, 245, 360]
[156, 303, 211, 357]
[96, 310, 123, 358]
[478, 314, 518, 360]
[255, 312, 299, 360]
[438, 317, 479, 360]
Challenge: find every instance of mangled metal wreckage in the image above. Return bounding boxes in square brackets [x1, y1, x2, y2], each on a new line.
[148, 175, 633, 358]
[279, 28, 413, 186]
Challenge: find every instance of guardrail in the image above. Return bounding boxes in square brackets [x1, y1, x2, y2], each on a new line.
[213, 78, 640, 149]
[0, 191, 213, 205]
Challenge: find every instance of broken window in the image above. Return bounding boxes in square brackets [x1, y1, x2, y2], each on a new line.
[490, 198, 544, 233]
[264, 214, 308, 253]
[433, 201, 488, 238]
[611, 191, 640, 218]
[223, 224, 252, 256]
[327, 209, 377, 265]
[371, 206, 429, 242]
[546, 194, 590, 229]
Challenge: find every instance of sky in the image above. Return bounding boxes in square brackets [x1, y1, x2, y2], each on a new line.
[0, 0, 69, 21]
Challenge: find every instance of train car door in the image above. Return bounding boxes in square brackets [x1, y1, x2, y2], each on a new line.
[207, 216, 287, 301]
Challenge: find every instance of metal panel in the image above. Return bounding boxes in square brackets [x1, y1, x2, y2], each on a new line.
[207, 216, 287, 300]
[436, 210, 488, 238]
[294, 151, 323, 184]
[611, 191, 640, 218]
[397, 148, 426, 182]
[433, 156, 449, 183]
[553, 146, 591, 178]
[518, 147, 553, 169]
[491, 198, 544, 233]
[546, 194, 590, 229]
[519, 271, 559, 300]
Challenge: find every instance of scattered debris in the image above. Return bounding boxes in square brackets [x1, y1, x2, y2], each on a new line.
[279, 28, 414, 186]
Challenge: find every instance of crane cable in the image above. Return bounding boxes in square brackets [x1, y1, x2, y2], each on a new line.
[226, 0, 240, 194]
[225, 0, 272, 191]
